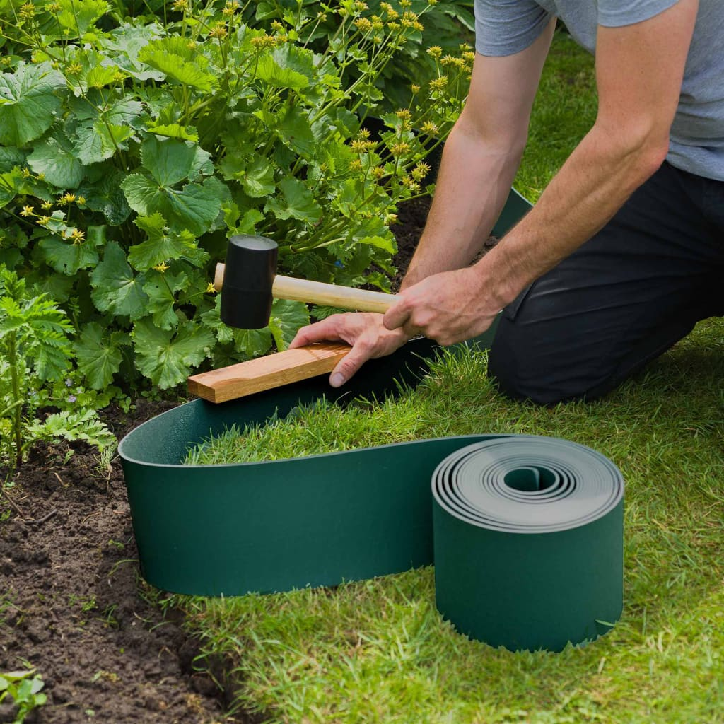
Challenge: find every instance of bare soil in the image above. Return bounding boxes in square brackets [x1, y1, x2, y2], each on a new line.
[0, 400, 248, 724]
[389, 196, 498, 289]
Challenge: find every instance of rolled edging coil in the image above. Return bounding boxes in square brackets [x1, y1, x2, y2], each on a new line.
[432, 437, 624, 652]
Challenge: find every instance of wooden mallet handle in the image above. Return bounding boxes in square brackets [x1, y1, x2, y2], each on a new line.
[214, 263, 396, 314]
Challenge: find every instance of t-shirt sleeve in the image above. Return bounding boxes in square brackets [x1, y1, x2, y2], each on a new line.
[474, 0, 552, 57]
[597, 0, 681, 27]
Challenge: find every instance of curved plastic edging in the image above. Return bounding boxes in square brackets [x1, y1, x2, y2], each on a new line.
[118, 335, 495, 597]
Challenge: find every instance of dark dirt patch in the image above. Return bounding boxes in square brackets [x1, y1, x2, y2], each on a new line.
[0, 400, 244, 724]
[389, 196, 499, 289]
[390, 196, 431, 287]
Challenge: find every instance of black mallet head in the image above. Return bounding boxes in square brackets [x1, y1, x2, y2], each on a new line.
[219, 235, 279, 329]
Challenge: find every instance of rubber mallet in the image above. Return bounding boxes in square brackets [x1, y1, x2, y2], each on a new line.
[214, 235, 397, 328]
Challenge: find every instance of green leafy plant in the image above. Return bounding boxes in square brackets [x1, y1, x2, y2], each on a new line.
[244, 0, 476, 110]
[0, 266, 114, 471]
[0, 0, 471, 391]
[0, 669, 47, 724]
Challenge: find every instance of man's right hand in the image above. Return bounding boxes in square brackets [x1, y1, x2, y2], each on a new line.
[289, 313, 411, 387]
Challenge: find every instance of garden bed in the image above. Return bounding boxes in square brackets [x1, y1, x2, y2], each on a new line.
[0, 400, 245, 724]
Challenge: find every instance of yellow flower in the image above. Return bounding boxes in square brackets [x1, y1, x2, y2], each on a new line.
[77, 196, 86, 205]
[38, 215, 51, 225]
[390, 142, 410, 157]
[22, 168, 31, 178]
[41, 201, 53, 210]
[355, 17, 372, 32]
[412, 161, 431, 181]
[351, 138, 376, 153]
[381, 3, 398, 20]
[427, 46, 442, 59]
[67, 62, 83, 75]
[70, 229, 85, 243]
[19, 3, 35, 18]
[421, 121, 439, 135]
[153, 262, 169, 272]
[60, 193, 76, 204]
[371, 166, 385, 180]
[400, 11, 420, 28]
[400, 0, 412, 6]
[411, 84, 420, 93]
[250, 34, 275, 49]
[172, 0, 187, 10]
[45, 2, 61, 10]
[429, 76, 449, 91]
[349, 159, 363, 171]
[20, 205, 35, 217]
[395, 109, 412, 121]
[206, 282, 217, 293]
[209, 24, 228, 38]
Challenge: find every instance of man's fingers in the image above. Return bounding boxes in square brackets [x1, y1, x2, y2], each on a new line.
[382, 298, 412, 332]
[289, 318, 342, 349]
[329, 336, 375, 387]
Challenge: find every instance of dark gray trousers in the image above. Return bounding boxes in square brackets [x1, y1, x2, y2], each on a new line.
[489, 162, 724, 404]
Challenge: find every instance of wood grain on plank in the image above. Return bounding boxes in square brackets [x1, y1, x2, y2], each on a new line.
[187, 343, 351, 403]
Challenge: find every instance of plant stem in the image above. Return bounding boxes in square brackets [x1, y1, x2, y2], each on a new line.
[8, 330, 22, 470]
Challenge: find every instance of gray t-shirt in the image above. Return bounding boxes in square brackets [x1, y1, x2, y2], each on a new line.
[474, 0, 724, 181]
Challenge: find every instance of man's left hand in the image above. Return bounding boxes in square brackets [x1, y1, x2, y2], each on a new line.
[383, 266, 501, 346]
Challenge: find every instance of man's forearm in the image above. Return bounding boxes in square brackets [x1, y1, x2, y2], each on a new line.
[400, 117, 524, 290]
[475, 124, 668, 308]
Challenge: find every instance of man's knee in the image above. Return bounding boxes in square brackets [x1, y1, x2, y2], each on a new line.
[488, 317, 603, 406]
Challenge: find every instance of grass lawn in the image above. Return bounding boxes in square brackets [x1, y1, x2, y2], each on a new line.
[176, 31, 724, 724]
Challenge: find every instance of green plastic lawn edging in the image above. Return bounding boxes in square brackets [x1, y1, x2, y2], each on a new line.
[118, 189, 625, 652]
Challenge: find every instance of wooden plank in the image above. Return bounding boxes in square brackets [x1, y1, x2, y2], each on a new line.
[187, 343, 351, 403]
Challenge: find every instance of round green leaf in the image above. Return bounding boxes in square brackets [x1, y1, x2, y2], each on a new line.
[28, 135, 84, 189]
[0, 63, 66, 147]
